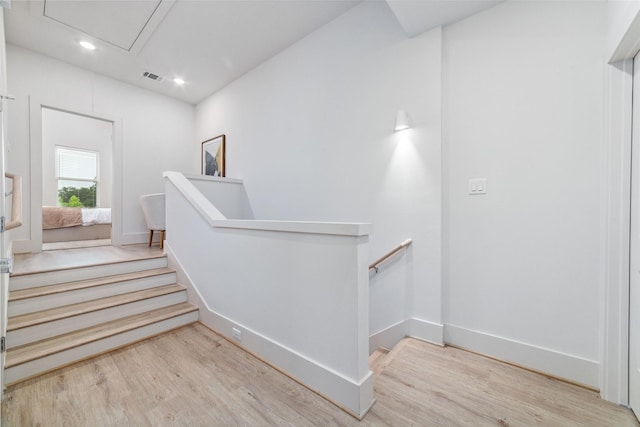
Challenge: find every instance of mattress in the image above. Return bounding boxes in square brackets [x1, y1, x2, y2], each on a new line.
[42, 206, 111, 230]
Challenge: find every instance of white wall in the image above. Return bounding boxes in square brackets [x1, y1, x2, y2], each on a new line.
[196, 1, 443, 345]
[6, 45, 195, 248]
[443, 1, 606, 387]
[187, 175, 254, 219]
[42, 108, 113, 208]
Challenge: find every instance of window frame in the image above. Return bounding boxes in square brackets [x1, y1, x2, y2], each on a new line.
[55, 146, 100, 207]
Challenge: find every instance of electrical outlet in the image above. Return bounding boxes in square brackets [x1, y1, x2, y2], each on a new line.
[468, 178, 487, 195]
[232, 327, 242, 342]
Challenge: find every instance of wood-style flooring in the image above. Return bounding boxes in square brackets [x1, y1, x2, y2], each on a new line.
[2, 323, 637, 426]
[12, 243, 164, 276]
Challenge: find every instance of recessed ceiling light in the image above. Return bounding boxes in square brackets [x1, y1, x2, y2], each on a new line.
[79, 41, 96, 51]
[173, 78, 185, 85]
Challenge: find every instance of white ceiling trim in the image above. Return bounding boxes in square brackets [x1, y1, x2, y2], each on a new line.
[128, 0, 175, 54]
[39, 0, 175, 53]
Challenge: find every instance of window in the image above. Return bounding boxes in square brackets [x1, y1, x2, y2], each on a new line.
[56, 147, 99, 208]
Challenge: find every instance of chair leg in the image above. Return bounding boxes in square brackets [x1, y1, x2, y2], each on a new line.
[160, 230, 165, 249]
[148, 230, 154, 247]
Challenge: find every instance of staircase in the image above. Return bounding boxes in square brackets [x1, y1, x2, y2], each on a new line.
[369, 347, 390, 378]
[369, 338, 411, 380]
[5, 250, 198, 386]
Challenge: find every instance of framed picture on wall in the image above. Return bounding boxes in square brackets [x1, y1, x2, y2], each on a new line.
[201, 134, 226, 177]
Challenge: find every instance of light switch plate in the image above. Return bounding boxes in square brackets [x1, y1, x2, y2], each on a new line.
[469, 178, 487, 195]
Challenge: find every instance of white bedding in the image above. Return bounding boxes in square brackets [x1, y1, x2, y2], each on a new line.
[81, 208, 111, 226]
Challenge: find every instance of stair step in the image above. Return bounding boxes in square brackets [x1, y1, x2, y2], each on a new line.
[5, 249, 200, 386]
[6, 285, 188, 348]
[369, 348, 390, 377]
[9, 268, 176, 302]
[371, 339, 410, 378]
[8, 283, 185, 331]
[9, 255, 168, 290]
[8, 268, 177, 316]
[5, 305, 198, 386]
[6, 302, 198, 369]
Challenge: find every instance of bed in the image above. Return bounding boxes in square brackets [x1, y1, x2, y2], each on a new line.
[42, 206, 112, 243]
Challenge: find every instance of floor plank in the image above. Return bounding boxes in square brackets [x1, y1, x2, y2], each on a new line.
[12, 244, 164, 276]
[2, 323, 637, 426]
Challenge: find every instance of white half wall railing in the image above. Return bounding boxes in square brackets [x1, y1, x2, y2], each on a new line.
[162, 171, 374, 419]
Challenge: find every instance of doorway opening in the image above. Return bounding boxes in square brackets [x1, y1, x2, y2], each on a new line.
[40, 108, 113, 250]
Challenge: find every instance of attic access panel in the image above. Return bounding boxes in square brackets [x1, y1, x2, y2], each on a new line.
[43, 0, 173, 52]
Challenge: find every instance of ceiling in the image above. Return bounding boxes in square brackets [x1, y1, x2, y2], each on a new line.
[4, 0, 502, 105]
[387, 0, 503, 37]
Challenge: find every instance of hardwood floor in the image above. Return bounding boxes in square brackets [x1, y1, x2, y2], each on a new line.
[2, 323, 638, 426]
[12, 244, 164, 276]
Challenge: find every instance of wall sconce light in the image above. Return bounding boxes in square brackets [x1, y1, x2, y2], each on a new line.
[394, 109, 411, 132]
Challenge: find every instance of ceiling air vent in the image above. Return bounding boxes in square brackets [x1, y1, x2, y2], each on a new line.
[142, 71, 163, 82]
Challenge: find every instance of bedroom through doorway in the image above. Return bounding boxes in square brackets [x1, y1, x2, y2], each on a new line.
[41, 108, 113, 250]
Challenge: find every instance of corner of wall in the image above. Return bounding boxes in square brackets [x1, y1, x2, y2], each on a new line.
[369, 317, 444, 354]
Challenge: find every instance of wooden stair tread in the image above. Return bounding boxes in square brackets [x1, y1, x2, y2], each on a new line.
[6, 302, 198, 368]
[8, 284, 186, 331]
[372, 339, 413, 378]
[10, 252, 167, 277]
[370, 348, 390, 377]
[369, 348, 389, 364]
[9, 268, 175, 301]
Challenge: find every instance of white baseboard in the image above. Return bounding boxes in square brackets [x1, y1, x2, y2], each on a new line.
[369, 318, 444, 354]
[369, 320, 409, 353]
[444, 324, 599, 388]
[371, 320, 595, 389]
[409, 318, 444, 346]
[119, 232, 161, 246]
[165, 242, 374, 419]
[12, 239, 38, 254]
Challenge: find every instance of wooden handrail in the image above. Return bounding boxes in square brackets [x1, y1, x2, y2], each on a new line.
[369, 239, 413, 273]
[5, 172, 22, 231]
